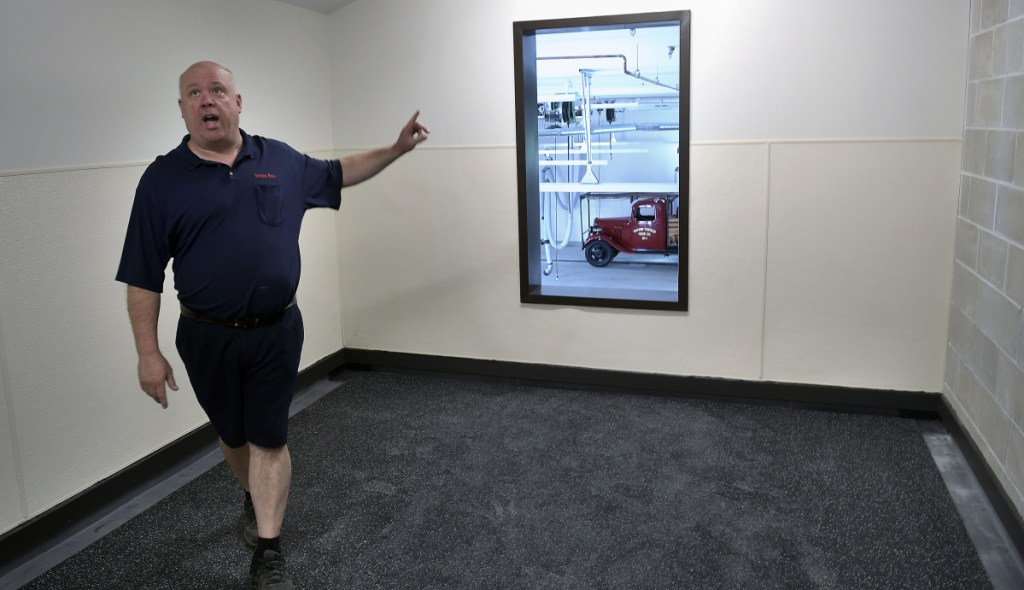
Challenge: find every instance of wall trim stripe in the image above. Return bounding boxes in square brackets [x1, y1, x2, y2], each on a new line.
[0, 138, 963, 178]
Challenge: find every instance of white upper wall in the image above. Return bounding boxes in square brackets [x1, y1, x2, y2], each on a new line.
[0, 0, 335, 172]
[330, 0, 968, 146]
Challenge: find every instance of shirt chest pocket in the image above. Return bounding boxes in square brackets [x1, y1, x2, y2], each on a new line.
[254, 184, 285, 226]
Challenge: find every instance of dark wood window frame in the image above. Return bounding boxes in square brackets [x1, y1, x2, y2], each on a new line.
[514, 10, 691, 311]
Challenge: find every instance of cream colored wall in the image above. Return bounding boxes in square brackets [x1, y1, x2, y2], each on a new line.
[0, 357, 22, 533]
[337, 144, 770, 378]
[337, 141, 961, 390]
[765, 141, 963, 390]
[330, 0, 968, 389]
[0, 0, 341, 535]
[0, 167, 207, 526]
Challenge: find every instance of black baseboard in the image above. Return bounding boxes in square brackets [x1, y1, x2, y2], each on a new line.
[341, 348, 945, 416]
[4, 346, 1022, 578]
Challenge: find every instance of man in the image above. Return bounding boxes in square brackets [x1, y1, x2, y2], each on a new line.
[116, 61, 428, 589]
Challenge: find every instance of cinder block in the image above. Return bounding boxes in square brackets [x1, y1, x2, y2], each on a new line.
[1007, 19, 1024, 73]
[955, 218, 980, 267]
[957, 352, 982, 419]
[949, 302, 973, 355]
[995, 351, 1024, 426]
[1007, 243, 1024, 306]
[1007, 425, 1024, 503]
[968, 176, 998, 228]
[978, 79, 1005, 128]
[946, 343, 961, 392]
[970, 31, 994, 81]
[952, 260, 971, 307]
[965, 129, 987, 175]
[970, 321, 1003, 392]
[986, 129, 1017, 182]
[961, 174, 972, 217]
[983, 0, 1011, 30]
[982, 282, 1024, 357]
[1018, 312, 1024, 367]
[995, 25, 1008, 75]
[1013, 0, 1024, 20]
[966, 82, 979, 128]
[978, 229, 1009, 287]
[1004, 75, 1024, 129]
[1015, 132, 1024, 187]
[995, 21, 1024, 76]
[977, 385, 1012, 463]
[955, 261, 1022, 356]
[995, 184, 1024, 243]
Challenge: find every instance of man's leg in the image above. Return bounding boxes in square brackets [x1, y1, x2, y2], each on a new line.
[247, 308, 301, 589]
[248, 443, 294, 589]
[220, 438, 260, 548]
[249, 443, 291, 538]
[219, 438, 251, 491]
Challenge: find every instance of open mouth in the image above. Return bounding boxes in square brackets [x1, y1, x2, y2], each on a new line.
[201, 114, 220, 129]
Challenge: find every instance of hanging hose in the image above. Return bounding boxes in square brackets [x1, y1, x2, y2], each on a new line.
[540, 166, 555, 275]
[540, 161, 579, 276]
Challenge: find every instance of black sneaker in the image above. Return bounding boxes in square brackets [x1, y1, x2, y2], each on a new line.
[243, 494, 258, 549]
[250, 549, 295, 590]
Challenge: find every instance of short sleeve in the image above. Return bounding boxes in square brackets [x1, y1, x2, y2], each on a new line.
[115, 169, 171, 292]
[300, 154, 343, 210]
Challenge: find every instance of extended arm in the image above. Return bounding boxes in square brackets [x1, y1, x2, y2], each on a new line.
[340, 110, 430, 188]
[127, 285, 178, 408]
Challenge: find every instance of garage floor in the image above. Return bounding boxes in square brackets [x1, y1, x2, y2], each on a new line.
[538, 247, 679, 302]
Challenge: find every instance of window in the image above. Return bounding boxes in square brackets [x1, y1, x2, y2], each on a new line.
[514, 11, 690, 310]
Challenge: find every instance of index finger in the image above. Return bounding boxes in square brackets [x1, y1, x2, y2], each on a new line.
[408, 110, 430, 134]
[143, 382, 168, 409]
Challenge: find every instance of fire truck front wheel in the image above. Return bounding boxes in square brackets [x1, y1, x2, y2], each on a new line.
[585, 240, 614, 267]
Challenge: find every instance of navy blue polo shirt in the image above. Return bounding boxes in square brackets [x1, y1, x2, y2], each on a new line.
[116, 131, 343, 320]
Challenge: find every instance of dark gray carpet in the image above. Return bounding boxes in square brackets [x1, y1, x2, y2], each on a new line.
[24, 371, 991, 589]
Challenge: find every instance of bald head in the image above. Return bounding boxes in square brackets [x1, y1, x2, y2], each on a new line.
[179, 61, 237, 98]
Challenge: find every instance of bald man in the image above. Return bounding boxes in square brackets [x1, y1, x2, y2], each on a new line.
[117, 61, 428, 589]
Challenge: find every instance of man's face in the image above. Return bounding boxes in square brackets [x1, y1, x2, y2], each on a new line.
[178, 63, 243, 150]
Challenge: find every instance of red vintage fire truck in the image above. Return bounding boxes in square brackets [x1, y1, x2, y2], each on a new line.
[582, 193, 680, 267]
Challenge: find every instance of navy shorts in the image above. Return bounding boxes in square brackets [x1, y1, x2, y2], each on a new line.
[175, 306, 303, 449]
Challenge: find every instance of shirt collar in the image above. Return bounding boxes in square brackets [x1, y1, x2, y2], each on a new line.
[175, 130, 255, 168]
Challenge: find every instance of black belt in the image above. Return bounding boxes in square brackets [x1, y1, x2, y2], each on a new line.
[180, 300, 296, 329]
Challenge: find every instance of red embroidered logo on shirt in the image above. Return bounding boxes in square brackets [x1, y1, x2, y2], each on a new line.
[255, 173, 277, 179]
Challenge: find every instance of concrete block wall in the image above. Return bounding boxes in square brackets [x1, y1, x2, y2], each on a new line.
[947, 0, 1024, 518]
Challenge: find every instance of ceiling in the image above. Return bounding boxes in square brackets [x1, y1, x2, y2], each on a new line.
[274, 0, 357, 15]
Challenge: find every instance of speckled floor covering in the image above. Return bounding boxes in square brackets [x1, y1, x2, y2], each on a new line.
[19, 371, 994, 589]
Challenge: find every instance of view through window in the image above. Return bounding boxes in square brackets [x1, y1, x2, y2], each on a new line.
[515, 11, 690, 310]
